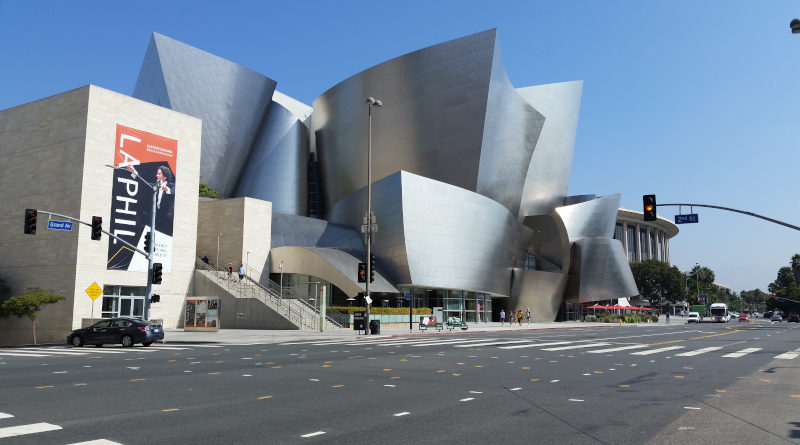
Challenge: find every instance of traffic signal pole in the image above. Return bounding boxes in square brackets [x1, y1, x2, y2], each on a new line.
[656, 202, 800, 232]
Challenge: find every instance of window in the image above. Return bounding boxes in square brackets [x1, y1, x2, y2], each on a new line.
[640, 230, 648, 261]
[614, 223, 623, 241]
[626, 226, 636, 262]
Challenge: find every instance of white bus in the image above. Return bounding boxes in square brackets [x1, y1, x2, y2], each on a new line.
[709, 303, 730, 322]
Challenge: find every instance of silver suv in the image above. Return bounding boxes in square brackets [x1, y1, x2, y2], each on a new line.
[771, 312, 783, 322]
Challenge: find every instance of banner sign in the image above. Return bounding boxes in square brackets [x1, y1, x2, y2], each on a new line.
[107, 124, 178, 272]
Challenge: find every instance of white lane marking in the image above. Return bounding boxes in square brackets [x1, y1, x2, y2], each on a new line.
[722, 348, 761, 358]
[684, 407, 701, 410]
[542, 342, 611, 351]
[675, 347, 723, 357]
[241, 357, 253, 360]
[582, 373, 591, 376]
[499, 341, 572, 350]
[309, 379, 319, 382]
[0, 413, 13, 419]
[0, 352, 49, 357]
[631, 346, 684, 355]
[394, 412, 410, 416]
[469, 391, 483, 394]
[301, 431, 326, 438]
[0, 422, 62, 438]
[587, 344, 650, 354]
[242, 374, 252, 377]
[179, 344, 223, 348]
[460, 397, 474, 402]
[550, 380, 560, 383]
[73, 383, 87, 386]
[384, 384, 396, 387]
[569, 399, 584, 402]
[67, 440, 124, 445]
[678, 427, 696, 431]
[454, 340, 533, 348]
[127, 367, 140, 370]
[509, 387, 522, 391]
[12, 348, 91, 355]
[53, 371, 68, 374]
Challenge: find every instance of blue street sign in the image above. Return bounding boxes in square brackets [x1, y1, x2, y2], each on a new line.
[403, 291, 411, 300]
[47, 220, 73, 231]
[675, 214, 699, 224]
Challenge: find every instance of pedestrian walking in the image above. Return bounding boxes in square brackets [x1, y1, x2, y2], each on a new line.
[202, 255, 209, 264]
[517, 309, 523, 326]
[238, 264, 245, 282]
[666, 312, 670, 324]
[226, 263, 233, 281]
[525, 308, 531, 325]
[500, 309, 506, 326]
[509, 310, 516, 326]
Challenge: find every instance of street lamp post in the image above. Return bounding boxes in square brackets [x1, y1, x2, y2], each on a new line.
[105, 164, 157, 321]
[364, 96, 382, 334]
[279, 260, 284, 298]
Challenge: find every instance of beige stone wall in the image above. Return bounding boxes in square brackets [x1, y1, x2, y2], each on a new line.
[196, 198, 271, 282]
[0, 85, 202, 345]
[0, 87, 90, 345]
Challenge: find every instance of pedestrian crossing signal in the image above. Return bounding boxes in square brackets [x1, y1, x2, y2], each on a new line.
[151, 294, 161, 303]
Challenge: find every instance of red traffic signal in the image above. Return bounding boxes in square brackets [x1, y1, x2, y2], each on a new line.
[24, 209, 37, 234]
[357, 262, 366, 283]
[91, 216, 102, 240]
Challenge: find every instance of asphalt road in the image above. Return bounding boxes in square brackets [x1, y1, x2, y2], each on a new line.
[1, 320, 799, 444]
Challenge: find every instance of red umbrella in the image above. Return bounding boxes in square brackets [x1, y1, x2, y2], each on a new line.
[586, 304, 607, 309]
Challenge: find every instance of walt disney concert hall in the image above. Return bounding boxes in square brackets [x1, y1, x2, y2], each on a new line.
[131, 28, 638, 323]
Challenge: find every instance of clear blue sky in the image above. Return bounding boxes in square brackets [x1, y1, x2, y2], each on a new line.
[2, 0, 799, 293]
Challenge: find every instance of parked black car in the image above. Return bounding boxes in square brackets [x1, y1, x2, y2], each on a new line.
[787, 313, 800, 323]
[68, 317, 164, 347]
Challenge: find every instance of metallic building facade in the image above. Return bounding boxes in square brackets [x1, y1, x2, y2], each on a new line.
[133, 29, 651, 321]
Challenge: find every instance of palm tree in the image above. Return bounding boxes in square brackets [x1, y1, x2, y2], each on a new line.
[790, 253, 800, 284]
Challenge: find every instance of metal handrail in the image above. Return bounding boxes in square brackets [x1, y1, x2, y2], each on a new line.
[195, 258, 341, 329]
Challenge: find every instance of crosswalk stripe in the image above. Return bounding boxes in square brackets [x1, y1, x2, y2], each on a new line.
[541, 342, 611, 351]
[454, 340, 533, 348]
[722, 348, 761, 358]
[587, 344, 650, 354]
[67, 440, 124, 445]
[13, 348, 90, 356]
[630, 346, 684, 355]
[498, 341, 572, 350]
[0, 413, 13, 419]
[0, 422, 62, 438]
[409, 338, 506, 347]
[674, 347, 723, 357]
[0, 351, 50, 357]
[774, 351, 799, 360]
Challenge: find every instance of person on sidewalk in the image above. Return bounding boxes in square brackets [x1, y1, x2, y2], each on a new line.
[517, 309, 523, 326]
[525, 308, 532, 325]
[226, 263, 233, 281]
[500, 309, 506, 326]
[238, 264, 245, 282]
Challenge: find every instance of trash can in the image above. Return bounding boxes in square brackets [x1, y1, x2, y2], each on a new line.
[369, 319, 381, 335]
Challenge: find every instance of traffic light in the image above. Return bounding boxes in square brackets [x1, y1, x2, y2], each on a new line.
[369, 253, 376, 283]
[24, 209, 37, 234]
[144, 233, 151, 252]
[91, 216, 102, 240]
[357, 262, 366, 283]
[152, 262, 163, 284]
[643, 194, 657, 221]
[150, 294, 161, 303]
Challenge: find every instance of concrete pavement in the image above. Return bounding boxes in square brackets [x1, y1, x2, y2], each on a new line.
[163, 317, 677, 344]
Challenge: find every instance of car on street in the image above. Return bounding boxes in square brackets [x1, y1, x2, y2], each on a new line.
[68, 317, 164, 347]
[764, 311, 773, 319]
[771, 313, 783, 322]
[738, 314, 750, 322]
[787, 313, 800, 323]
[687, 312, 701, 323]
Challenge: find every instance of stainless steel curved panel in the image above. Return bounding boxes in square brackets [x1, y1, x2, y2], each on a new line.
[133, 33, 277, 198]
[477, 42, 545, 216]
[556, 194, 621, 242]
[235, 101, 308, 215]
[270, 212, 363, 254]
[517, 81, 583, 218]
[313, 30, 497, 212]
[566, 237, 639, 302]
[328, 171, 531, 296]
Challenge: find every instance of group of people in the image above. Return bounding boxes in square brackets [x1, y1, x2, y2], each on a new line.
[499, 308, 532, 326]
[201, 256, 246, 282]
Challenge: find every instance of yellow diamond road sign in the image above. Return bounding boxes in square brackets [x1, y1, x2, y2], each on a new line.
[86, 282, 103, 301]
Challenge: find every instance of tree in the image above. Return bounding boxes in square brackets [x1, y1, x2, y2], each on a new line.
[630, 260, 685, 309]
[199, 183, 218, 199]
[792, 253, 800, 284]
[1, 289, 65, 345]
[688, 264, 715, 303]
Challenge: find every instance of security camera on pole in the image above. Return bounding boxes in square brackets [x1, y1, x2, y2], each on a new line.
[363, 96, 382, 334]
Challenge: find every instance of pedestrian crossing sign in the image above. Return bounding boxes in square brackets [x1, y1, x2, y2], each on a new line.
[85, 282, 103, 301]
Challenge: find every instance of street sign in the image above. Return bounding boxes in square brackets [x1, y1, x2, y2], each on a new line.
[85, 282, 103, 301]
[47, 220, 73, 231]
[675, 214, 699, 224]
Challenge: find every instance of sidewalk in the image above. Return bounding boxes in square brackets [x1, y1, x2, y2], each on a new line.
[163, 318, 673, 344]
